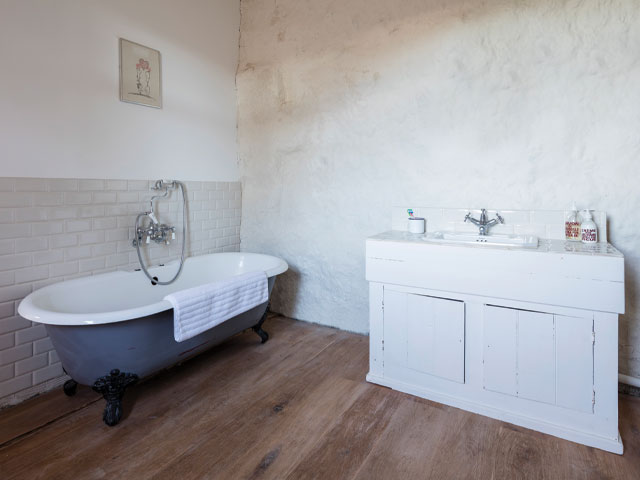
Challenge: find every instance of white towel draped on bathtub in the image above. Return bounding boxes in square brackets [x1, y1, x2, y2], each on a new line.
[165, 271, 269, 342]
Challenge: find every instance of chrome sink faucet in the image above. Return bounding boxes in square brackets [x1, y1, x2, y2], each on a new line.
[464, 209, 504, 236]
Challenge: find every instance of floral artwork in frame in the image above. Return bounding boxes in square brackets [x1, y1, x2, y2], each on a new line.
[119, 38, 162, 108]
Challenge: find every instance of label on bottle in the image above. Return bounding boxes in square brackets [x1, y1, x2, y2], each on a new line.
[565, 221, 581, 241]
[581, 227, 597, 243]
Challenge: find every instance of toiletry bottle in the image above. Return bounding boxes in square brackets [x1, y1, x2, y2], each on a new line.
[565, 203, 581, 241]
[580, 209, 598, 244]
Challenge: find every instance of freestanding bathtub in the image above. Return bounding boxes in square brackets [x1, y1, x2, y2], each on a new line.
[18, 252, 288, 425]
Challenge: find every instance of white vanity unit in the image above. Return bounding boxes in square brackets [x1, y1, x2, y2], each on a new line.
[365, 230, 625, 453]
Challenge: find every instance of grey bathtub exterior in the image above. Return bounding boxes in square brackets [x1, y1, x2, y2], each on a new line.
[47, 277, 275, 386]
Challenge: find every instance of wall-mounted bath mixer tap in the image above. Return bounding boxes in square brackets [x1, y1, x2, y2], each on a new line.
[132, 180, 187, 285]
[134, 223, 176, 246]
[132, 179, 181, 247]
[464, 209, 504, 236]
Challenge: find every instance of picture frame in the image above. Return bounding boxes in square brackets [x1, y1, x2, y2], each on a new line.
[119, 38, 162, 109]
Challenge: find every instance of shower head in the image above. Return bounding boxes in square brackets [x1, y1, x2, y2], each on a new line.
[151, 179, 178, 190]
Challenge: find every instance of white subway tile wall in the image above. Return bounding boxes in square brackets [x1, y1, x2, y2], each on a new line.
[0, 177, 241, 406]
[392, 206, 608, 242]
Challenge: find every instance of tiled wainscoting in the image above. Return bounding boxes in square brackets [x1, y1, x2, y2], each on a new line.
[0, 177, 241, 406]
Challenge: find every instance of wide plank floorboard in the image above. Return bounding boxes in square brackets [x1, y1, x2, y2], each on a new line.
[1, 315, 639, 479]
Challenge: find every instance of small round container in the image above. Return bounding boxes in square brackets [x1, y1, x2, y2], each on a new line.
[408, 217, 426, 234]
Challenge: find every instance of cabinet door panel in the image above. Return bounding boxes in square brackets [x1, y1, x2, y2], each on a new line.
[518, 311, 555, 404]
[432, 297, 465, 383]
[407, 294, 434, 374]
[556, 315, 593, 413]
[483, 306, 518, 396]
[384, 289, 407, 367]
[385, 290, 465, 383]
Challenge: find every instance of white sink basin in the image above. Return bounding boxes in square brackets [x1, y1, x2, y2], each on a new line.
[425, 231, 539, 248]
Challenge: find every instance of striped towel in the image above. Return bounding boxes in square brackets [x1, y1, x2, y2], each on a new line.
[165, 271, 268, 342]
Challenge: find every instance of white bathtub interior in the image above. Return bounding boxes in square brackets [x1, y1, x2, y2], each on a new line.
[19, 253, 288, 325]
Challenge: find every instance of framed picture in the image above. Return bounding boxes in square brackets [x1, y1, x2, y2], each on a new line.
[119, 38, 162, 108]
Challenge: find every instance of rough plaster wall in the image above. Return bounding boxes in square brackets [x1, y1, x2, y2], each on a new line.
[237, 0, 640, 376]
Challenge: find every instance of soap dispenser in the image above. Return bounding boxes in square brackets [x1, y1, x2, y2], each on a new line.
[580, 209, 598, 244]
[565, 203, 581, 241]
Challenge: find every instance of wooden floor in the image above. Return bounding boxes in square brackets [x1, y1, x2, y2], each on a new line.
[1, 316, 639, 479]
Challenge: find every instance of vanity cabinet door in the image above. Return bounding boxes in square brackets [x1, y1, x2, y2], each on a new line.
[556, 315, 594, 413]
[517, 311, 556, 404]
[483, 306, 518, 396]
[384, 289, 465, 383]
[483, 305, 594, 411]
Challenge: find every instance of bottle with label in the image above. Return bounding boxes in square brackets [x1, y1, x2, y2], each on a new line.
[565, 203, 581, 241]
[580, 209, 598, 244]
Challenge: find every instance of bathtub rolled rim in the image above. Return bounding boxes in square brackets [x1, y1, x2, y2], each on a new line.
[18, 252, 288, 326]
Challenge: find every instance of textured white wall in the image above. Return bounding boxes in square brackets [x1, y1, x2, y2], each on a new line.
[237, 0, 640, 376]
[0, 0, 240, 181]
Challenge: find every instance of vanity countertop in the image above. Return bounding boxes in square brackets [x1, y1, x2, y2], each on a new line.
[368, 230, 623, 258]
[366, 230, 624, 314]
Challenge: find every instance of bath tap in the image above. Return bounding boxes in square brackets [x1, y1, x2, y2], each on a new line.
[464, 209, 504, 236]
[135, 220, 176, 245]
[132, 179, 187, 285]
[133, 180, 182, 247]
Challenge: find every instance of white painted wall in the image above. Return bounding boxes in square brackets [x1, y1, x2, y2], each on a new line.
[0, 0, 240, 181]
[237, 0, 640, 377]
